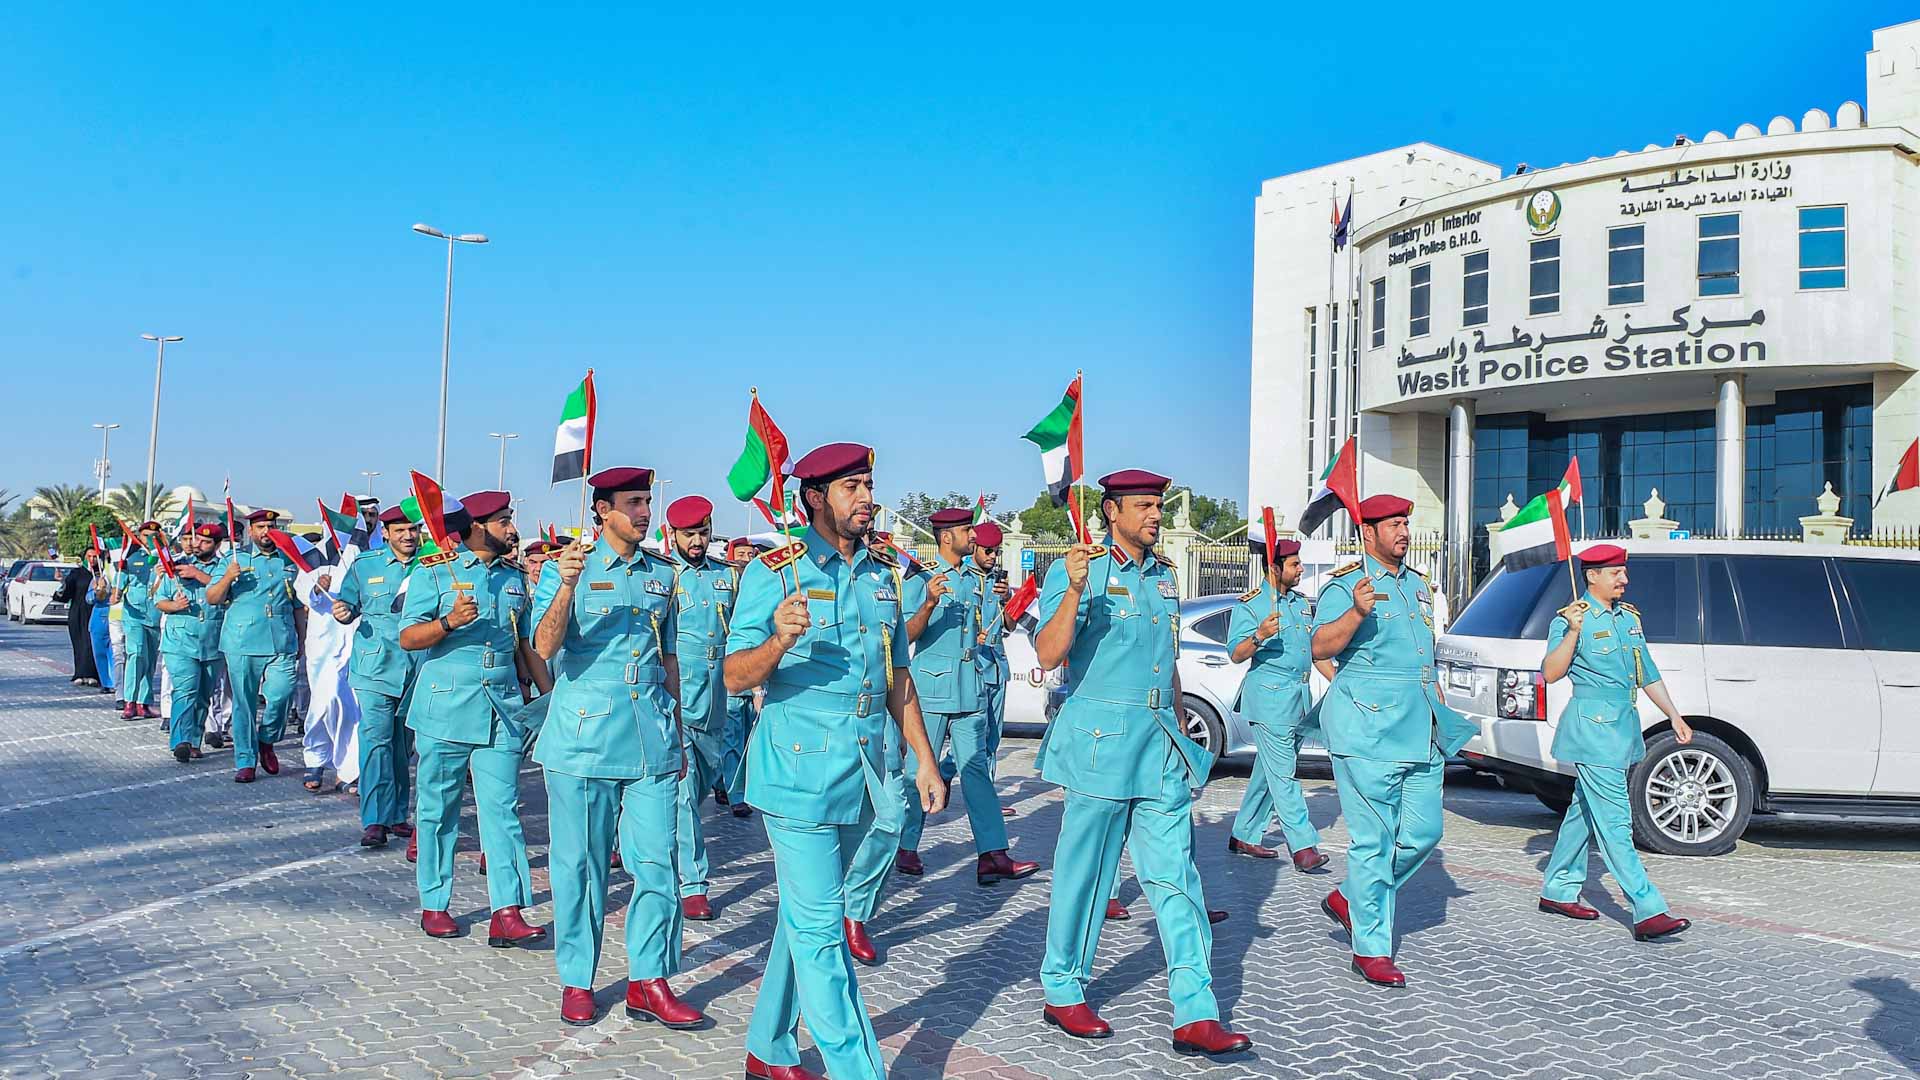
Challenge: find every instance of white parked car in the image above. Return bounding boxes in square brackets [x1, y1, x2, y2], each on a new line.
[8, 561, 76, 624]
[1439, 539, 1920, 856]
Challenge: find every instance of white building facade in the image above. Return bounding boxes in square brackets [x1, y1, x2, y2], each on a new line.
[1249, 20, 1920, 594]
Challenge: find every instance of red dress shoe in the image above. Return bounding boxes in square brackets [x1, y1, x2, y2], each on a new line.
[405, 831, 418, 863]
[487, 906, 547, 948]
[625, 978, 706, 1029]
[976, 849, 1040, 885]
[120, 704, 139, 720]
[142, 704, 160, 719]
[1291, 846, 1331, 873]
[478, 853, 488, 874]
[234, 767, 257, 784]
[1105, 899, 1131, 921]
[420, 909, 460, 938]
[1172, 1019, 1251, 1056]
[560, 986, 596, 1026]
[258, 742, 280, 775]
[681, 894, 714, 921]
[360, 825, 389, 848]
[845, 917, 878, 965]
[1043, 1002, 1113, 1040]
[1539, 897, 1601, 921]
[744, 1052, 823, 1080]
[1351, 954, 1407, 987]
[1227, 837, 1278, 859]
[610, 849, 624, 871]
[1321, 889, 1352, 934]
[1002, 805, 1016, 818]
[1208, 909, 1229, 925]
[388, 821, 415, 838]
[894, 849, 924, 876]
[1633, 913, 1692, 941]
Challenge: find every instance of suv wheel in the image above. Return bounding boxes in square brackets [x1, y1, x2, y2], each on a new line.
[1180, 695, 1225, 763]
[1532, 778, 1573, 816]
[1629, 730, 1755, 857]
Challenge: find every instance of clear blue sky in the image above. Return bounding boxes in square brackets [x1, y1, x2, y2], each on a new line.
[3, 4, 1909, 531]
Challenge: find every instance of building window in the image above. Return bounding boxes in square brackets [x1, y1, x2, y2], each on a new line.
[1528, 238, 1560, 315]
[1698, 213, 1740, 296]
[1799, 206, 1846, 290]
[1462, 251, 1488, 327]
[1369, 278, 1386, 348]
[1607, 225, 1645, 305]
[1408, 264, 1432, 338]
[1304, 308, 1318, 493]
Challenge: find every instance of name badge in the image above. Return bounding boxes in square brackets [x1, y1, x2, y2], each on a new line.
[452, 581, 474, 590]
[807, 588, 836, 601]
[643, 578, 670, 596]
[590, 581, 615, 591]
[1594, 630, 1612, 639]
[1157, 579, 1178, 599]
[714, 578, 733, 591]
[367, 576, 385, 585]
[1107, 584, 1130, 597]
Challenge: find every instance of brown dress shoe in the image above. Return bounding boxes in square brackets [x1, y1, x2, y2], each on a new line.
[1351, 954, 1407, 987]
[560, 986, 596, 1026]
[1043, 1002, 1113, 1039]
[1291, 846, 1331, 873]
[1227, 837, 1278, 859]
[681, 894, 714, 921]
[405, 831, 418, 863]
[172, 743, 193, 764]
[845, 917, 878, 965]
[487, 906, 546, 948]
[259, 742, 281, 775]
[234, 767, 257, 784]
[731, 803, 753, 818]
[360, 825, 389, 848]
[420, 909, 460, 938]
[976, 849, 1040, 885]
[1321, 889, 1352, 934]
[625, 978, 706, 1029]
[610, 849, 623, 871]
[1539, 897, 1601, 921]
[745, 1052, 823, 1080]
[1633, 913, 1692, 941]
[1172, 1019, 1252, 1056]
[894, 849, 924, 876]
[388, 821, 415, 838]
[1208, 909, 1229, 925]
[1105, 899, 1131, 921]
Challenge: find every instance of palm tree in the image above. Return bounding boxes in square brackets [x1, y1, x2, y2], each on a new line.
[105, 481, 181, 523]
[1, 506, 53, 559]
[30, 483, 96, 522]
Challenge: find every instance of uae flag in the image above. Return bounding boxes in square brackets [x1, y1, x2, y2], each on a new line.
[551, 371, 597, 484]
[1297, 436, 1361, 536]
[407, 471, 464, 564]
[970, 491, 989, 524]
[726, 392, 790, 502]
[1501, 487, 1573, 572]
[1003, 575, 1042, 634]
[1022, 375, 1083, 508]
[317, 497, 364, 564]
[752, 491, 808, 535]
[1874, 438, 1920, 507]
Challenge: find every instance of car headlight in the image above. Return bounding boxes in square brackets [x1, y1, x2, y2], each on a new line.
[1497, 667, 1546, 721]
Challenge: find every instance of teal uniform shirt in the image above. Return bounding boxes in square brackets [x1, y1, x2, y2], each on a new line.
[1037, 543, 1211, 797]
[334, 547, 421, 697]
[728, 527, 905, 826]
[155, 557, 226, 661]
[1310, 558, 1476, 762]
[671, 551, 736, 732]
[120, 552, 161, 627]
[531, 544, 680, 779]
[1546, 594, 1662, 768]
[403, 551, 532, 745]
[973, 566, 1010, 689]
[901, 557, 986, 714]
[214, 548, 301, 657]
[1227, 582, 1315, 728]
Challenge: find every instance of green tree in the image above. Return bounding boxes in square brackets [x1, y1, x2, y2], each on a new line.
[0, 506, 53, 559]
[1175, 490, 1243, 540]
[888, 490, 1002, 534]
[1018, 485, 1100, 542]
[31, 483, 96, 523]
[56, 504, 122, 558]
[105, 481, 181, 523]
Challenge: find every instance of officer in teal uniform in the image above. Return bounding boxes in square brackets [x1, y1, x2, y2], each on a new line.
[1539, 543, 1694, 942]
[1033, 469, 1251, 1056]
[725, 443, 947, 1080]
[116, 521, 165, 719]
[1226, 534, 1336, 873]
[533, 468, 707, 1029]
[895, 507, 1036, 885]
[154, 523, 228, 762]
[330, 505, 423, 849]
[838, 527, 915, 967]
[398, 491, 545, 950]
[662, 495, 739, 924]
[1310, 494, 1477, 988]
[719, 536, 762, 813]
[969, 522, 1013, 778]
[206, 509, 304, 783]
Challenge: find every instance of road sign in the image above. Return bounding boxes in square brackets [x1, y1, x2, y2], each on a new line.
[1021, 549, 1036, 571]
[1669, 529, 1691, 540]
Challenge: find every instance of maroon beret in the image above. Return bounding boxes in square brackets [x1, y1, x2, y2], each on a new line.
[587, 467, 652, 494]
[522, 540, 551, 556]
[1577, 543, 1628, 568]
[666, 495, 714, 530]
[460, 491, 512, 522]
[972, 521, 1003, 547]
[791, 442, 875, 483]
[1099, 469, 1172, 497]
[139, 520, 162, 531]
[1273, 538, 1302, 558]
[726, 537, 759, 556]
[1358, 494, 1414, 523]
[378, 506, 410, 525]
[245, 508, 279, 524]
[195, 523, 226, 540]
[928, 507, 973, 529]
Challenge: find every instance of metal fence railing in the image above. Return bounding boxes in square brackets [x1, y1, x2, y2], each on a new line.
[1846, 527, 1920, 549]
[1333, 530, 1446, 560]
[1188, 541, 1256, 598]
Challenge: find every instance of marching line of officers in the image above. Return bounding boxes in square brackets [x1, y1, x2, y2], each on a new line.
[121, 443, 1695, 1079]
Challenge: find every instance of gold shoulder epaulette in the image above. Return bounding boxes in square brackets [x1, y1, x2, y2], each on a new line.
[869, 546, 898, 568]
[1559, 599, 1591, 618]
[1330, 561, 1363, 578]
[1238, 586, 1262, 603]
[1620, 601, 1640, 616]
[503, 557, 526, 574]
[420, 550, 457, 568]
[1153, 551, 1175, 568]
[759, 540, 807, 572]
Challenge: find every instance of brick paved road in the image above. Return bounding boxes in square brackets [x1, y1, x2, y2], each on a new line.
[2, 618, 1917, 1079]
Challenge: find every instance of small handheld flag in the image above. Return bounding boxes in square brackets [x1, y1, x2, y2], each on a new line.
[1874, 438, 1920, 508]
[1023, 374, 1091, 546]
[726, 389, 790, 503]
[1500, 487, 1574, 575]
[1298, 436, 1361, 536]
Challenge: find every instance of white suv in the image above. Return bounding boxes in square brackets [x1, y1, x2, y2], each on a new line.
[1437, 540, 1920, 856]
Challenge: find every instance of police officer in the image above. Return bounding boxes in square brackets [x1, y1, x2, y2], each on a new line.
[116, 521, 166, 720]
[206, 509, 304, 783]
[660, 494, 739, 924]
[719, 535, 762, 817]
[969, 521, 1015, 796]
[838, 527, 915, 967]
[1311, 494, 1477, 988]
[1226, 535, 1337, 873]
[398, 491, 545, 950]
[725, 443, 947, 1080]
[1032, 469, 1250, 1056]
[894, 507, 1037, 886]
[154, 523, 229, 762]
[531, 469, 704, 1028]
[1539, 543, 1694, 942]
[330, 506, 423, 849]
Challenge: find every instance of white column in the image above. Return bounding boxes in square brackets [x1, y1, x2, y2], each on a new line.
[1447, 398, 1475, 599]
[1714, 374, 1746, 537]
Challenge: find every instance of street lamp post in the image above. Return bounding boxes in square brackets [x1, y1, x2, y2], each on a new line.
[360, 470, 382, 499]
[488, 432, 520, 489]
[412, 223, 489, 482]
[138, 334, 183, 521]
[91, 422, 121, 500]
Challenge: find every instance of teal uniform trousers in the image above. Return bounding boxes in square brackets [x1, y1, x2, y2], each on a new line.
[415, 724, 534, 911]
[721, 693, 755, 803]
[120, 553, 161, 707]
[156, 557, 225, 751]
[547, 771, 683, 985]
[670, 551, 737, 900]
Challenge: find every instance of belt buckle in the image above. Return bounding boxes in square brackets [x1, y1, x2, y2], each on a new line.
[960, 648, 973, 663]
[479, 649, 495, 670]
[624, 662, 640, 685]
[854, 692, 873, 718]
[1147, 688, 1162, 709]
[707, 645, 723, 661]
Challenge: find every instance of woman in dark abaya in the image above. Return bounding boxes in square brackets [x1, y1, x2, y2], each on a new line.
[52, 551, 103, 686]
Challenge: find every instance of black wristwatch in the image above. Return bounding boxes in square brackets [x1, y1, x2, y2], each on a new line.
[440, 615, 454, 633]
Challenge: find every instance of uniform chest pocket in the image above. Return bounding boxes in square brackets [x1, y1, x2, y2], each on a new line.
[1577, 706, 1618, 725]
[569, 693, 614, 735]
